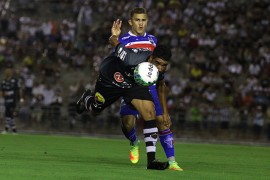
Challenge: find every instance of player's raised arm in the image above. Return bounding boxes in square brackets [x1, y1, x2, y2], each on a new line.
[109, 19, 122, 47]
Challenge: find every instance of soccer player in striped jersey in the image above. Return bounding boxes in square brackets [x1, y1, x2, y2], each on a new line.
[77, 18, 169, 170]
[119, 7, 183, 171]
[1, 67, 24, 134]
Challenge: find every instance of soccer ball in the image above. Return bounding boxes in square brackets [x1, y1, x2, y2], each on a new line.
[134, 62, 159, 86]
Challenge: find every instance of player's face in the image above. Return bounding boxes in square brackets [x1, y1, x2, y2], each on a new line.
[150, 57, 168, 73]
[129, 13, 148, 36]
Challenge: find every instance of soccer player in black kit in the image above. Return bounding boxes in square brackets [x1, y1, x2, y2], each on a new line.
[76, 19, 170, 170]
[1, 68, 24, 134]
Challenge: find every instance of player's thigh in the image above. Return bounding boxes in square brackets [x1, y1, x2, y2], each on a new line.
[93, 82, 124, 112]
[131, 99, 156, 120]
[120, 98, 139, 117]
[124, 85, 156, 120]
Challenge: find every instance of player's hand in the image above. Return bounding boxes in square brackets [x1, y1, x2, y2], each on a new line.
[111, 19, 122, 37]
[162, 113, 172, 128]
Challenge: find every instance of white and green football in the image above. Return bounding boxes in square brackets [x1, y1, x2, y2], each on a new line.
[134, 62, 159, 86]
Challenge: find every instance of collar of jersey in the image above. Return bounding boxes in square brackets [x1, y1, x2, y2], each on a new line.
[128, 31, 146, 37]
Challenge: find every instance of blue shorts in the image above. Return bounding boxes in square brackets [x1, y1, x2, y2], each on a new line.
[119, 85, 163, 117]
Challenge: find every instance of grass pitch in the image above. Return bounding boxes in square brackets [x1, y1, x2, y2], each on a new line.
[0, 134, 269, 180]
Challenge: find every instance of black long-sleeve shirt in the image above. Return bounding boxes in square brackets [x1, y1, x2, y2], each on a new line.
[99, 44, 152, 88]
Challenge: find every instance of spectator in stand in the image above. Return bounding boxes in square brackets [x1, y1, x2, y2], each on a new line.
[237, 107, 249, 139]
[188, 102, 203, 134]
[219, 102, 233, 138]
[252, 106, 265, 140]
[22, 69, 35, 99]
[0, 0, 269, 139]
[189, 63, 203, 81]
[266, 106, 270, 140]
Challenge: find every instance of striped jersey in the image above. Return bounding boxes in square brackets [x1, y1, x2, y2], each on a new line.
[118, 31, 157, 51]
[118, 31, 164, 80]
[1, 77, 20, 104]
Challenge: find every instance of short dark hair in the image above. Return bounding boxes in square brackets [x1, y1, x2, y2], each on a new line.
[129, 7, 147, 19]
[152, 45, 172, 61]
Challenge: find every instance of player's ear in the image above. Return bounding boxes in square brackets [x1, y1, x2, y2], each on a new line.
[128, 19, 132, 26]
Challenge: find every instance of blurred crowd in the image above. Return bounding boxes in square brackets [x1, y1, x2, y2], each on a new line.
[0, 0, 270, 141]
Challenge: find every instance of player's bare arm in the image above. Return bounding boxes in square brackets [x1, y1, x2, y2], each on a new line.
[157, 79, 172, 128]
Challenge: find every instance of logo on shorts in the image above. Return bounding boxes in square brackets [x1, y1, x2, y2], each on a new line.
[114, 72, 124, 82]
[95, 92, 105, 104]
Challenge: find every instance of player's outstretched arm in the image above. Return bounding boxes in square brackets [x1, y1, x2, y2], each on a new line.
[109, 19, 122, 47]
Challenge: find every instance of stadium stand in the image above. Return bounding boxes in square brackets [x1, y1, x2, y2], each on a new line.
[0, 0, 269, 142]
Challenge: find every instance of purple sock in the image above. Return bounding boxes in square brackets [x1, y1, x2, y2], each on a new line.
[159, 128, 175, 158]
[122, 127, 137, 144]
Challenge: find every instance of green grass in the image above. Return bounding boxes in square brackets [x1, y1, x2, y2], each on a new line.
[0, 134, 269, 180]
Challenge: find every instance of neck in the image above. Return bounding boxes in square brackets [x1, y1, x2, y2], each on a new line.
[130, 30, 145, 36]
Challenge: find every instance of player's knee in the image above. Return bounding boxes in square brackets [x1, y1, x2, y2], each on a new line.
[156, 116, 163, 129]
[131, 99, 156, 120]
[156, 116, 168, 131]
[157, 123, 168, 131]
[156, 116, 163, 124]
[141, 109, 156, 120]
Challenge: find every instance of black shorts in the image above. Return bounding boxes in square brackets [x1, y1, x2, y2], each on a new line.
[5, 102, 16, 118]
[92, 81, 153, 113]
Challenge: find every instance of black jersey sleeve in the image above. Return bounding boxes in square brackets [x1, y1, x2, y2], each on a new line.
[114, 44, 152, 66]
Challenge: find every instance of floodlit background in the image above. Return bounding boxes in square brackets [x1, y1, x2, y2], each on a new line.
[0, 0, 269, 143]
